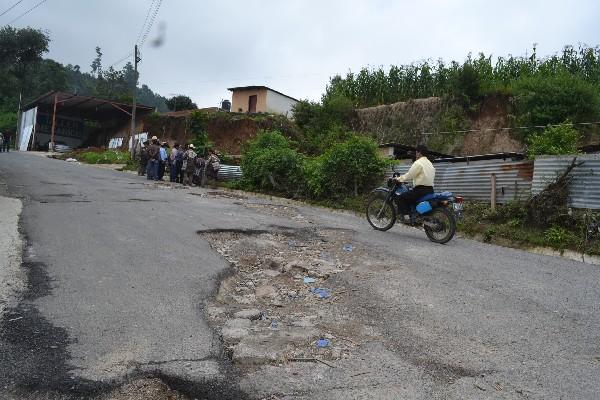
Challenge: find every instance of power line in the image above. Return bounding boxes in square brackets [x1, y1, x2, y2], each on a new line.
[107, 0, 163, 69]
[107, 51, 133, 70]
[136, 0, 157, 44]
[139, 0, 162, 46]
[0, 0, 24, 18]
[7, 0, 49, 24]
[423, 121, 600, 136]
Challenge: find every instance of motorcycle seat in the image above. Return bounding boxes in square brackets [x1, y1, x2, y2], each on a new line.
[418, 191, 453, 202]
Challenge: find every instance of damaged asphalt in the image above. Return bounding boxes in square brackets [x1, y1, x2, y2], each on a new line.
[1, 152, 600, 399]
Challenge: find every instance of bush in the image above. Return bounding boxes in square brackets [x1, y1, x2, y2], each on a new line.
[304, 135, 386, 199]
[240, 130, 304, 195]
[510, 73, 600, 137]
[527, 123, 581, 157]
[544, 225, 577, 251]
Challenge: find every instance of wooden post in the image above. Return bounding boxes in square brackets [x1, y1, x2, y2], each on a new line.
[491, 173, 497, 211]
[50, 93, 58, 152]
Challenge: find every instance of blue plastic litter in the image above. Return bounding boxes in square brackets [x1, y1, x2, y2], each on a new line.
[270, 319, 278, 329]
[303, 277, 316, 284]
[343, 244, 354, 252]
[310, 288, 331, 299]
[288, 240, 297, 247]
[316, 339, 330, 348]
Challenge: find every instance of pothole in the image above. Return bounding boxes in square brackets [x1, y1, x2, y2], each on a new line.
[198, 227, 372, 371]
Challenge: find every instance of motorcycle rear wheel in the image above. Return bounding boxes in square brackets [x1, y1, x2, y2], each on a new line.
[424, 207, 456, 244]
[366, 195, 396, 231]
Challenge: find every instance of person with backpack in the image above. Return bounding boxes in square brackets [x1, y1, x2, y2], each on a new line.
[193, 154, 206, 186]
[146, 136, 160, 180]
[206, 149, 221, 184]
[182, 144, 197, 186]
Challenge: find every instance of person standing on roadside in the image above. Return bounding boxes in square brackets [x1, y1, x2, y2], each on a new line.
[146, 136, 160, 180]
[138, 140, 149, 176]
[169, 143, 180, 182]
[0, 132, 4, 153]
[206, 149, 221, 185]
[182, 144, 197, 186]
[158, 141, 169, 180]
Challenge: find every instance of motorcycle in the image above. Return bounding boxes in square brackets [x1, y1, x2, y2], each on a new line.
[366, 173, 463, 244]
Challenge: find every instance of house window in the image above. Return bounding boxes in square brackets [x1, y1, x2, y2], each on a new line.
[248, 95, 257, 113]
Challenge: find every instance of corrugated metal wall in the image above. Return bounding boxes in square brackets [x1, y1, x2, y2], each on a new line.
[389, 159, 534, 204]
[219, 155, 600, 209]
[531, 154, 600, 209]
[218, 165, 242, 181]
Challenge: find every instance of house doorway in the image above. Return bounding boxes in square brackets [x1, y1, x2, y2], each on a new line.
[248, 95, 257, 113]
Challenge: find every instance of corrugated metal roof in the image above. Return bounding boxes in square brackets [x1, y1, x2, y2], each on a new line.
[532, 154, 600, 209]
[389, 159, 534, 204]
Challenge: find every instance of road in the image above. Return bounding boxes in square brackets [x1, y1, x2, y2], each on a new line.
[0, 152, 599, 399]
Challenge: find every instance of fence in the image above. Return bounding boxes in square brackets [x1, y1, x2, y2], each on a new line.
[532, 154, 600, 209]
[219, 155, 600, 209]
[390, 158, 534, 204]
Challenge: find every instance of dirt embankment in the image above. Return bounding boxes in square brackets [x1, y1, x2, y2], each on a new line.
[142, 112, 302, 155]
[357, 95, 525, 155]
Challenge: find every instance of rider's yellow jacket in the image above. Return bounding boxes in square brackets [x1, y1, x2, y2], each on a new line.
[398, 156, 435, 187]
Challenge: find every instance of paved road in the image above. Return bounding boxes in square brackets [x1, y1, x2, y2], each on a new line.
[1, 152, 599, 399]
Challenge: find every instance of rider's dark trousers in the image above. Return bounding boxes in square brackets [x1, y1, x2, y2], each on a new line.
[397, 185, 434, 216]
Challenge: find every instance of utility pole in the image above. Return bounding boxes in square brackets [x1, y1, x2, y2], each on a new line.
[15, 92, 22, 151]
[130, 45, 141, 154]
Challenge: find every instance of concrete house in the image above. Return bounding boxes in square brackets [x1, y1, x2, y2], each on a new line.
[228, 86, 298, 117]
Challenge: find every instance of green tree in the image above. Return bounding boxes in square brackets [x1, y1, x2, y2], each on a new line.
[90, 46, 103, 78]
[166, 95, 197, 111]
[0, 26, 49, 75]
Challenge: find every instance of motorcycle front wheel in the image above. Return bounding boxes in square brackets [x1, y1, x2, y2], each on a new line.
[423, 207, 456, 244]
[366, 195, 397, 231]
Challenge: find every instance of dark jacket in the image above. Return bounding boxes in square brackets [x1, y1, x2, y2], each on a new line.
[147, 143, 160, 160]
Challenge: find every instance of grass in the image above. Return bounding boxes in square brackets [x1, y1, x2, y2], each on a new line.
[59, 148, 132, 165]
[457, 202, 600, 256]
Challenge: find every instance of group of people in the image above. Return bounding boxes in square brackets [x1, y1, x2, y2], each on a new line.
[0, 132, 12, 152]
[136, 136, 220, 187]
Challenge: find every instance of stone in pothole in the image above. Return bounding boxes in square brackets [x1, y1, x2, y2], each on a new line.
[262, 269, 281, 278]
[255, 284, 277, 298]
[221, 326, 249, 343]
[282, 260, 310, 274]
[234, 309, 262, 320]
[232, 341, 281, 366]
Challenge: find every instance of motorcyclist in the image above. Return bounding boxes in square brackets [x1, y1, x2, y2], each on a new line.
[394, 144, 435, 223]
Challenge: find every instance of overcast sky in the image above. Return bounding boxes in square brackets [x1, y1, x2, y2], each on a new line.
[5, 0, 600, 107]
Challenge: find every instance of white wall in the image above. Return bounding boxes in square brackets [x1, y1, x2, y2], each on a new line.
[265, 90, 298, 117]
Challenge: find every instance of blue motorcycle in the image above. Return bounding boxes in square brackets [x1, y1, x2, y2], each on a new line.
[366, 174, 463, 244]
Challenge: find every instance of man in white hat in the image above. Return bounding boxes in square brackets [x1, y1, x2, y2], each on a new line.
[182, 144, 197, 186]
